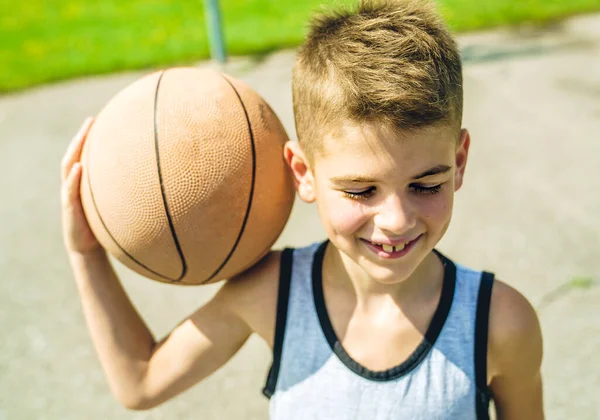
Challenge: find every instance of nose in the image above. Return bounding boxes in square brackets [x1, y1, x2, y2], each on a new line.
[373, 194, 417, 234]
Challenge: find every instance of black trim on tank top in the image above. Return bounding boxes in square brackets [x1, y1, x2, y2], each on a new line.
[312, 240, 457, 381]
[474, 271, 495, 420]
[263, 248, 294, 398]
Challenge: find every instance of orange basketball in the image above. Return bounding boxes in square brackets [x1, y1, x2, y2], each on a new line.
[80, 67, 295, 285]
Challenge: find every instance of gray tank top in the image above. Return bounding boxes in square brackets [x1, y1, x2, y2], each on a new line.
[263, 241, 494, 420]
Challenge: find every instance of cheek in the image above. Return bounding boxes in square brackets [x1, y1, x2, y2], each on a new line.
[417, 190, 454, 226]
[320, 194, 370, 234]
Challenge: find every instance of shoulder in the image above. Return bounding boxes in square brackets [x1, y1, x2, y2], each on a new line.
[216, 250, 285, 348]
[487, 279, 543, 381]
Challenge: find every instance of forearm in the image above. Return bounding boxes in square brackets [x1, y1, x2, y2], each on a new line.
[70, 249, 155, 406]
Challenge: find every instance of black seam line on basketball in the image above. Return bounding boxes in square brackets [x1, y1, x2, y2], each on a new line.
[87, 174, 170, 280]
[85, 74, 176, 282]
[154, 69, 188, 283]
[202, 74, 257, 284]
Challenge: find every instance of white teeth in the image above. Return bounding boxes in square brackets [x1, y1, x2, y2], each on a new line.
[382, 244, 394, 253]
[375, 242, 408, 253]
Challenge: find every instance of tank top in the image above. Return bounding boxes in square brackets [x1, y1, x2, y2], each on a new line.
[263, 241, 494, 420]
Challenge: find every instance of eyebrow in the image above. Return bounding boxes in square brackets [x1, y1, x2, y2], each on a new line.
[330, 165, 452, 184]
[330, 175, 378, 184]
[412, 165, 452, 180]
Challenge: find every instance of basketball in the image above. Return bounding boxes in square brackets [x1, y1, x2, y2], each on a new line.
[79, 67, 295, 285]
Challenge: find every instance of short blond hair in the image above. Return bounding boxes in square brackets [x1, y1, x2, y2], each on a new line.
[292, 0, 463, 161]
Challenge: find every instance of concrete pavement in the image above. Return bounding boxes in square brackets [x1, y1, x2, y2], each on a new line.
[1, 13, 599, 420]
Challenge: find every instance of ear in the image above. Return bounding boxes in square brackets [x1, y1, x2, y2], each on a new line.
[283, 141, 316, 203]
[454, 128, 470, 191]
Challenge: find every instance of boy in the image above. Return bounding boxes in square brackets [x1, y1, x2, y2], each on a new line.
[60, 0, 544, 418]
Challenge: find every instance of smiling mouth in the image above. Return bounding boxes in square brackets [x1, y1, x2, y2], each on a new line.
[362, 235, 422, 258]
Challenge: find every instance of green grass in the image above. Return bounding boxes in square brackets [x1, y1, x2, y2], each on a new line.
[1, 0, 600, 92]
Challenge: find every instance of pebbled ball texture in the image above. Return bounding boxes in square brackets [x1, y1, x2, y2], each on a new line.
[80, 67, 295, 285]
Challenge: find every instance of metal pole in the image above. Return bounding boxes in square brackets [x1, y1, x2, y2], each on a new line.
[204, 0, 227, 63]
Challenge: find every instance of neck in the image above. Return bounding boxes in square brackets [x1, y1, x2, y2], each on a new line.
[322, 245, 444, 312]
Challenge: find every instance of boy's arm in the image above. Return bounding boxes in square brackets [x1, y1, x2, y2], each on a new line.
[140, 252, 280, 409]
[488, 281, 544, 420]
[70, 249, 268, 410]
[63, 119, 278, 410]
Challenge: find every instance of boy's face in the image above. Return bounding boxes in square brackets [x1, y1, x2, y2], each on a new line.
[286, 122, 470, 284]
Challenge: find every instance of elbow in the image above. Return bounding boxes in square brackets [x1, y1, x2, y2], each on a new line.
[116, 391, 160, 411]
[108, 373, 161, 410]
[120, 396, 158, 411]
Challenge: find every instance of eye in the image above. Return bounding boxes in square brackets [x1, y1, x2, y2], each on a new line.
[411, 184, 443, 195]
[342, 187, 376, 200]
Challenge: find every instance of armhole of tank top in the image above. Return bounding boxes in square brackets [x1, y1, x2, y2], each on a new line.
[474, 271, 495, 420]
[262, 247, 294, 398]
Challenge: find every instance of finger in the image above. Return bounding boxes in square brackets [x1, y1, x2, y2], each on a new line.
[61, 117, 92, 181]
[61, 162, 83, 207]
[61, 117, 94, 181]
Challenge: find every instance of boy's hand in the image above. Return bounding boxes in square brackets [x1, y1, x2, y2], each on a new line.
[61, 118, 103, 255]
